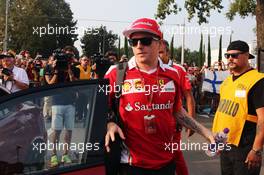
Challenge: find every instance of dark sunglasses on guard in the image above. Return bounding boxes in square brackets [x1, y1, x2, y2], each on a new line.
[224, 52, 244, 59]
[128, 37, 159, 47]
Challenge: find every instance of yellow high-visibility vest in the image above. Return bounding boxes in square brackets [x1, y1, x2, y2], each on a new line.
[212, 69, 264, 146]
[76, 65, 91, 80]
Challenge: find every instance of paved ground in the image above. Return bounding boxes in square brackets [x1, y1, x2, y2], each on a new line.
[181, 115, 264, 175]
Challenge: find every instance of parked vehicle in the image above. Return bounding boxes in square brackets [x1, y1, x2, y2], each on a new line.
[0, 80, 108, 175]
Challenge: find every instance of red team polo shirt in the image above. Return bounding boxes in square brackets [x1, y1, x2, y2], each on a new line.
[105, 57, 182, 169]
[168, 60, 192, 92]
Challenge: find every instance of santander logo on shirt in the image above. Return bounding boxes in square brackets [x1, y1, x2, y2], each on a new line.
[124, 100, 174, 112]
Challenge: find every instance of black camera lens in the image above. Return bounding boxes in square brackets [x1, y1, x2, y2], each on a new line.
[1, 68, 12, 76]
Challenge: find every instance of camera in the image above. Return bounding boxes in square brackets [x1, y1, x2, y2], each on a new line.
[1, 68, 13, 76]
[91, 53, 113, 79]
[53, 49, 73, 71]
[34, 63, 42, 70]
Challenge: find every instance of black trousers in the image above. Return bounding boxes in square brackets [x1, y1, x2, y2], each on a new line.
[220, 134, 261, 175]
[119, 162, 176, 175]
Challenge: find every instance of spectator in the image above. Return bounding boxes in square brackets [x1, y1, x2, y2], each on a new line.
[48, 48, 79, 167]
[91, 51, 117, 79]
[76, 55, 91, 80]
[44, 56, 56, 84]
[24, 51, 32, 60]
[105, 51, 118, 64]
[120, 54, 128, 63]
[39, 57, 48, 86]
[75, 55, 91, 120]
[0, 52, 29, 93]
[42, 56, 56, 120]
[26, 60, 35, 82]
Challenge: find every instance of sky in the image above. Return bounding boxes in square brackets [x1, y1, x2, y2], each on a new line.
[65, 0, 256, 55]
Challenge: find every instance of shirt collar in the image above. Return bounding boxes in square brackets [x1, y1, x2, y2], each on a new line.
[128, 56, 166, 71]
[167, 60, 174, 66]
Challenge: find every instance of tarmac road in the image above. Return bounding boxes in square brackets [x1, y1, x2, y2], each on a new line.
[181, 115, 264, 175]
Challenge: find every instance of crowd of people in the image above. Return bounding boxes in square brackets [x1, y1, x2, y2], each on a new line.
[0, 46, 228, 116]
[0, 18, 264, 175]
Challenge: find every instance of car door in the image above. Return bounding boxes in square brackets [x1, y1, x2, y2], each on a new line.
[0, 79, 108, 175]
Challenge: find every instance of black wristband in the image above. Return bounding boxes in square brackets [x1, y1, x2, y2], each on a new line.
[107, 111, 116, 123]
[251, 149, 263, 156]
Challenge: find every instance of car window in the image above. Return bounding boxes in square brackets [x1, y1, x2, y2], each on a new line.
[0, 80, 108, 174]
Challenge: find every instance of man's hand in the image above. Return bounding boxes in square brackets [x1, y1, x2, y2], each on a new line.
[3, 74, 14, 82]
[52, 60, 57, 68]
[92, 63, 96, 70]
[245, 150, 262, 169]
[174, 107, 215, 144]
[105, 122, 125, 152]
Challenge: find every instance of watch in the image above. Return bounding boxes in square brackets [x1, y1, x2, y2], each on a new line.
[251, 149, 263, 156]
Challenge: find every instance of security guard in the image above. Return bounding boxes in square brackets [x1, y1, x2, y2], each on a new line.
[212, 40, 264, 175]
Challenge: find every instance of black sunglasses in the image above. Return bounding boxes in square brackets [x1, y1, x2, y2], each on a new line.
[128, 37, 159, 47]
[224, 52, 244, 59]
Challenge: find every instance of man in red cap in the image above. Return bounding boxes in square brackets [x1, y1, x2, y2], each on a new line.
[105, 18, 214, 175]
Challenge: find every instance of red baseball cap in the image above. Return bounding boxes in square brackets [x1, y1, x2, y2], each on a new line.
[123, 18, 162, 39]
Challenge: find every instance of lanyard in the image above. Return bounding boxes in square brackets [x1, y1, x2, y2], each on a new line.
[136, 65, 161, 112]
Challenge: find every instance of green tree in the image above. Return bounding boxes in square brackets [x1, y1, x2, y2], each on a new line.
[198, 33, 203, 67]
[81, 26, 118, 56]
[208, 34, 211, 67]
[120, 47, 133, 59]
[0, 0, 77, 56]
[229, 32, 233, 44]
[203, 44, 206, 65]
[124, 37, 129, 57]
[118, 36, 121, 59]
[173, 47, 199, 66]
[218, 35, 222, 61]
[170, 35, 174, 60]
[155, 0, 264, 54]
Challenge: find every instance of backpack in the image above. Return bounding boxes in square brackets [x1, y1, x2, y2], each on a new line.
[104, 62, 128, 175]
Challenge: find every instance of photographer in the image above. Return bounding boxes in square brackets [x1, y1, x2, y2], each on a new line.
[45, 49, 80, 84]
[0, 52, 29, 93]
[47, 48, 80, 167]
[26, 57, 43, 87]
[91, 51, 117, 79]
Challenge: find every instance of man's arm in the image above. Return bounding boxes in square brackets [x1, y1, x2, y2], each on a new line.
[245, 107, 264, 169]
[183, 90, 196, 119]
[9, 69, 29, 90]
[68, 66, 80, 81]
[45, 74, 57, 84]
[253, 107, 264, 151]
[174, 107, 214, 143]
[183, 89, 196, 136]
[13, 79, 29, 90]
